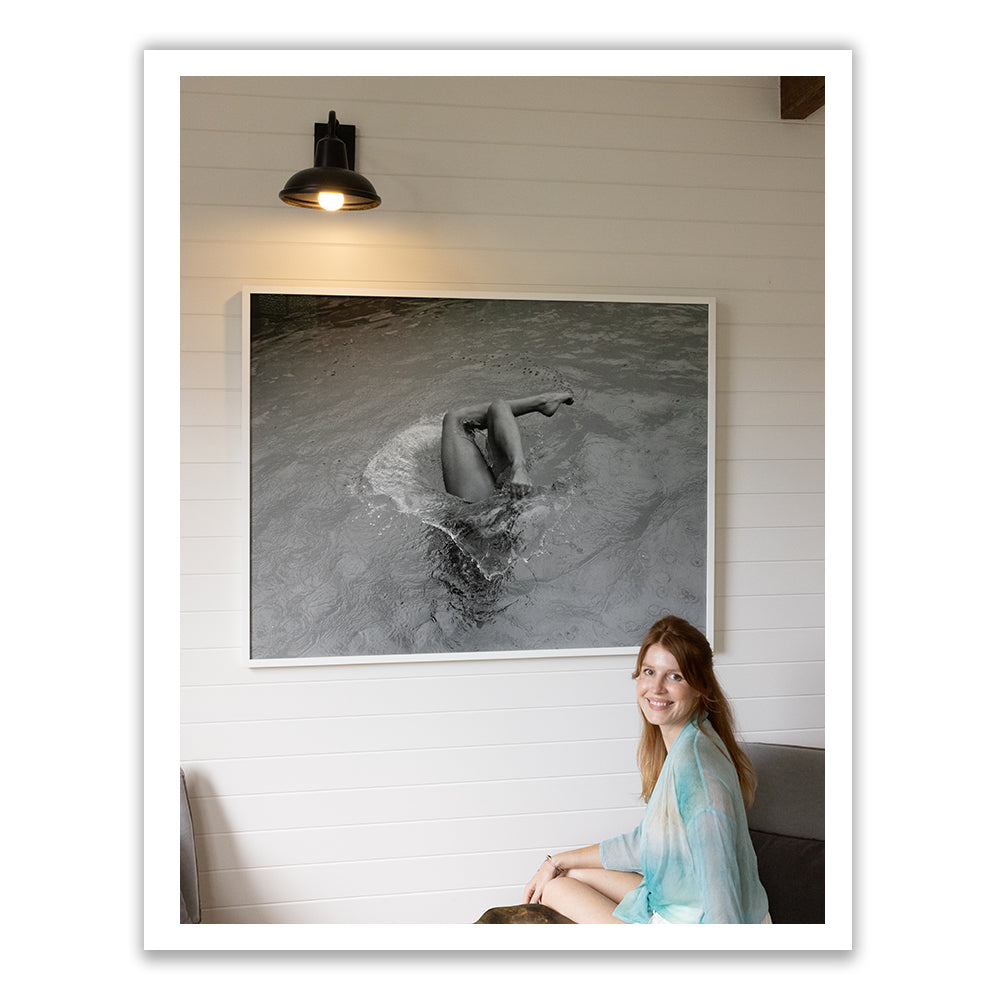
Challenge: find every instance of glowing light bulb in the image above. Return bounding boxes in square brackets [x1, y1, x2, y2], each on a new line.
[317, 191, 345, 211]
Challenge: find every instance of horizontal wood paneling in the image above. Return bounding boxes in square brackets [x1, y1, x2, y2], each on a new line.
[182, 127, 825, 192]
[183, 738, 641, 798]
[180, 501, 242, 537]
[720, 559, 823, 596]
[717, 324, 824, 358]
[180, 81, 823, 157]
[180, 240, 823, 291]
[199, 850, 557, 912]
[181, 667, 639, 724]
[180, 75, 788, 121]
[718, 358, 823, 392]
[183, 171, 825, 226]
[191, 772, 643, 837]
[179, 74, 826, 923]
[717, 390, 823, 425]
[182, 704, 644, 760]
[181, 536, 241, 575]
[180, 463, 241, 500]
[717, 461, 824, 493]
[180, 571, 241, 612]
[181, 278, 823, 325]
[181, 206, 824, 260]
[716, 492, 823, 526]
[194, 804, 646, 873]
[716, 594, 823, 630]
[179, 426, 240, 461]
[716, 426, 824, 460]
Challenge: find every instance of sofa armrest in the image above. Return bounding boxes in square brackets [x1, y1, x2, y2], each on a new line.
[742, 743, 825, 924]
[180, 769, 201, 924]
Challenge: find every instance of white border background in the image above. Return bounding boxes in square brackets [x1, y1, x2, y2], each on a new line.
[148, 47, 850, 953]
[8, 7, 993, 993]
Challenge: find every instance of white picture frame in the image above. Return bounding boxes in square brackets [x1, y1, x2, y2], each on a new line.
[243, 287, 716, 668]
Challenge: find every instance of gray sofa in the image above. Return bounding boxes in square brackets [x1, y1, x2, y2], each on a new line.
[477, 741, 825, 925]
[743, 742, 825, 924]
[180, 769, 201, 924]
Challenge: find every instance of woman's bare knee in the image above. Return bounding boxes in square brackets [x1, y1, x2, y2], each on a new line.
[485, 399, 509, 420]
[539, 874, 577, 909]
[539, 875, 626, 924]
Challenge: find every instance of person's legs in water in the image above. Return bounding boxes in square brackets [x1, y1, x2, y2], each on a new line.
[440, 391, 573, 502]
[440, 403, 496, 502]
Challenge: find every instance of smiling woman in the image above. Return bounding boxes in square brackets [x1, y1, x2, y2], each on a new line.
[521, 615, 771, 924]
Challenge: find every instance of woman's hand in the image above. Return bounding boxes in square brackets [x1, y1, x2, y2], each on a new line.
[522, 856, 562, 905]
[521, 846, 602, 905]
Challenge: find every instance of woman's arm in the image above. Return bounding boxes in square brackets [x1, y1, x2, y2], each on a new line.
[689, 810, 746, 923]
[522, 844, 603, 904]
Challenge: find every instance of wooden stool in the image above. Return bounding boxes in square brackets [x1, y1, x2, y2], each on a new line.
[475, 904, 575, 924]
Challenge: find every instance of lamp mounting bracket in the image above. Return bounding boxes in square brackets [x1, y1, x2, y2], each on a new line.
[314, 121, 357, 171]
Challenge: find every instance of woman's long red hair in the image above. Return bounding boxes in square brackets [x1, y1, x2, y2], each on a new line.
[632, 615, 757, 807]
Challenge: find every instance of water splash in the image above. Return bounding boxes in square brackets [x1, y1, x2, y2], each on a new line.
[362, 421, 570, 627]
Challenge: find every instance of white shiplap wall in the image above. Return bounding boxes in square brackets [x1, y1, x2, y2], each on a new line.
[180, 75, 824, 924]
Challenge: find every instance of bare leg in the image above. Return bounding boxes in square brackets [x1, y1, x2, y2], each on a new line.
[540, 869, 642, 924]
[441, 391, 573, 502]
[440, 407, 497, 502]
[485, 400, 532, 496]
[499, 392, 575, 419]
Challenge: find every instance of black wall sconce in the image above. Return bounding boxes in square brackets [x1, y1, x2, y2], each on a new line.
[279, 110, 381, 211]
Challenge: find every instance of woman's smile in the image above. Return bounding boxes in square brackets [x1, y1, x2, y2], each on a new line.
[645, 696, 673, 710]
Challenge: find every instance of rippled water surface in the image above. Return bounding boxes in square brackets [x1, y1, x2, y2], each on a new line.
[250, 294, 710, 660]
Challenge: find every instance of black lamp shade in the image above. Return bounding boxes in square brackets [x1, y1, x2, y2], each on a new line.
[279, 112, 381, 210]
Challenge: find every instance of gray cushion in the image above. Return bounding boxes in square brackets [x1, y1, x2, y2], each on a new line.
[750, 830, 825, 924]
[743, 742, 825, 841]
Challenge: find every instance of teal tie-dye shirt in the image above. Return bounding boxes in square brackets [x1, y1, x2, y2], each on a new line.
[600, 716, 769, 924]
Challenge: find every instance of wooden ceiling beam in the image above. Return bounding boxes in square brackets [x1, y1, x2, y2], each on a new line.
[780, 76, 825, 119]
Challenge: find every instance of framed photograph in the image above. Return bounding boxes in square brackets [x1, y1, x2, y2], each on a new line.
[243, 289, 715, 667]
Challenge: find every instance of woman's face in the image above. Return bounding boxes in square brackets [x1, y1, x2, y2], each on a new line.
[636, 643, 700, 743]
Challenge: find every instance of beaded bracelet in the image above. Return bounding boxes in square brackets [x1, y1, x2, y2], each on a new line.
[544, 855, 564, 875]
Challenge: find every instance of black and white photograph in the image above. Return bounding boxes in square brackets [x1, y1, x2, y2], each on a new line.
[247, 291, 714, 663]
